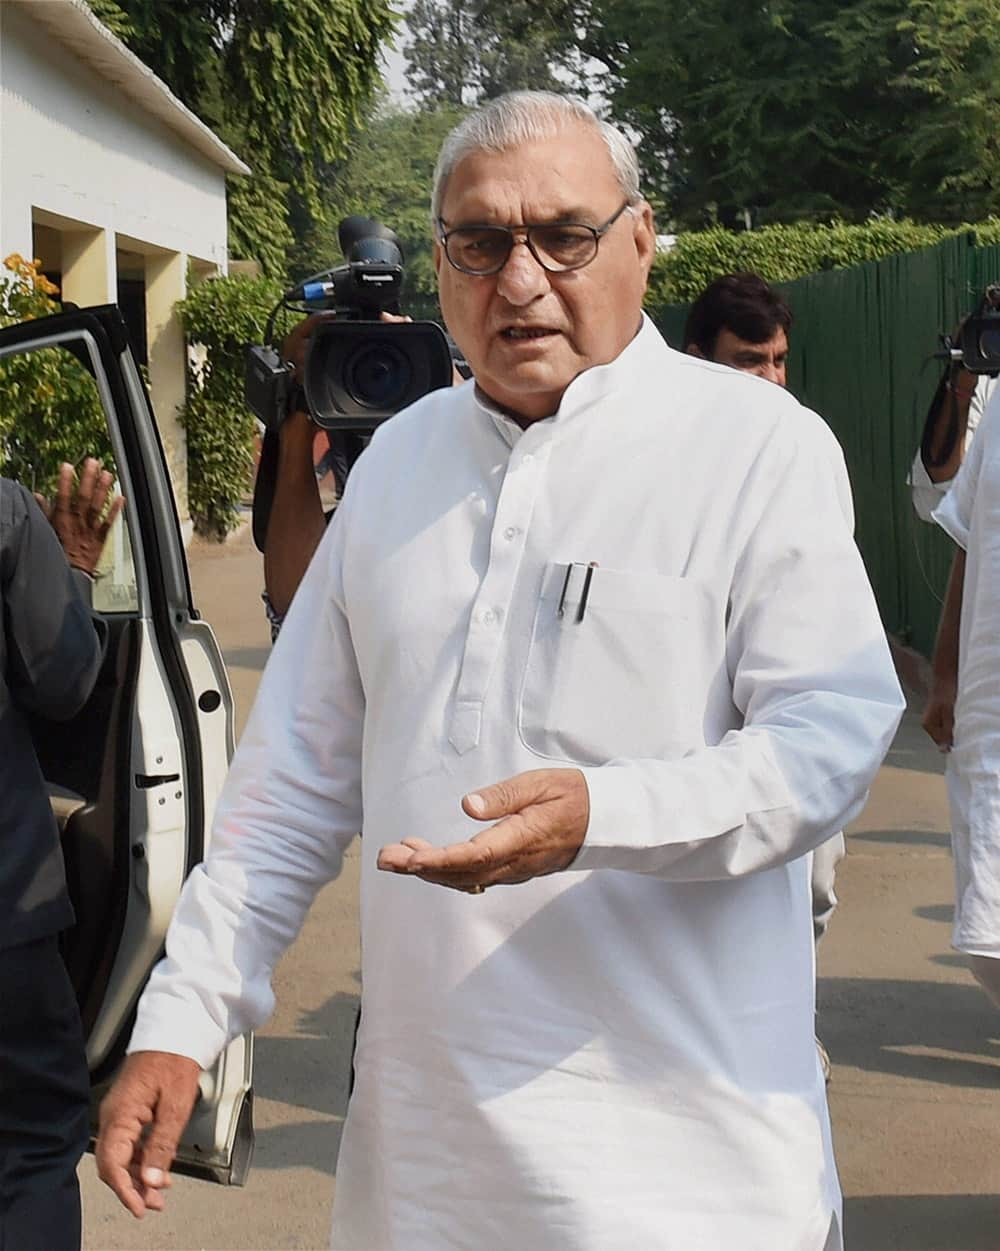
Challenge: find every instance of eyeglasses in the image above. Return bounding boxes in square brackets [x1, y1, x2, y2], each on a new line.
[436, 202, 632, 276]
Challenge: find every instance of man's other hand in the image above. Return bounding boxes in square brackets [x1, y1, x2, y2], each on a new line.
[377, 768, 589, 891]
[922, 678, 957, 752]
[35, 458, 125, 575]
[96, 1051, 201, 1218]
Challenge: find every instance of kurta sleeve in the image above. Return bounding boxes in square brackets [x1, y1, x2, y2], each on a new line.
[574, 416, 905, 881]
[129, 491, 366, 1068]
[933, 396, 998, 551]
[909, 447, 949, 523]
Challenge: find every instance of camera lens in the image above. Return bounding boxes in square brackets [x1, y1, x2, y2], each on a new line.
[343, 341, 413, 410]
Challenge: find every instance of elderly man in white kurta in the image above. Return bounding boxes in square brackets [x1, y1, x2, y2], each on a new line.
[97, 92, 904, 1251]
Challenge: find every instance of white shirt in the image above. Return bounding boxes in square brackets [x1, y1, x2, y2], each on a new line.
[933, 389, 1000, 953]
[909, 375, 994, 521]
[131, 317, 903, 1251]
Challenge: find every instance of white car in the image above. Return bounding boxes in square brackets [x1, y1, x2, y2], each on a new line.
[0, 304, 254, 1185]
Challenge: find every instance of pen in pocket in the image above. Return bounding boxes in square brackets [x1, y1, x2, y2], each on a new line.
[557, 561, 599, 622]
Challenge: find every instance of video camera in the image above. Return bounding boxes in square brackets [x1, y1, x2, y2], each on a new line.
[943, 284, 1000, 374]
[245, 215, 454, 432]
[246, 217, 457, 552]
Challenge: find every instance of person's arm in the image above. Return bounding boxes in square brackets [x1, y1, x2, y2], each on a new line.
[262, 407, 327, 619]
[97, 485, 367, 1214]
[263, 310, 419, 623]
[922, 365, 978, 483]
[921, 548, 965, 751]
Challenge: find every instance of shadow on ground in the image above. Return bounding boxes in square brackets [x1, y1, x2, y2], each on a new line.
[880, 709, 947, 777]
[819, 977, 999, 1088]
[852, 828, 950, 849]
[250, 988, 360, 1174]
[845, 1193, 1000, 1250]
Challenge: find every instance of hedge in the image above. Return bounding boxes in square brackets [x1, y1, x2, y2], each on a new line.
[177, 273, 283, 539]
[646, 218, 1000, 307]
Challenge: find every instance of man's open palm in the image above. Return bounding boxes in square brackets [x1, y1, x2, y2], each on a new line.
[377, 768, 589, 892]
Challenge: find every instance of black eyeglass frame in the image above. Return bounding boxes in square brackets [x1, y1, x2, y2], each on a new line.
[436, 201, 633, 276]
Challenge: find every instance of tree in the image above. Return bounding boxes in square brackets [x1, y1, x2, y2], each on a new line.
[578, 0, 1000, 228]
[293, 104, 468, 309]
[403, 0, 584, 106]
[86, 0, 397, 276]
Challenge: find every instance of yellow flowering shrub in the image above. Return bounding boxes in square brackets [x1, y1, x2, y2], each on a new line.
[0, 254, 112, 493]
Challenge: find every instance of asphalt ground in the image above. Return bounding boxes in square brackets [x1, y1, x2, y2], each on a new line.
[79, 522, 1000, 1250]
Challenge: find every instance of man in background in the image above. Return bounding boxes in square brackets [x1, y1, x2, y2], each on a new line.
[913, 346, 994, 750]
[683, 270, 791, 386]
[929, 388, 1000, 1008]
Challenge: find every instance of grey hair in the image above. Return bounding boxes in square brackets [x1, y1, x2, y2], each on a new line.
[431, 91, 642, 224]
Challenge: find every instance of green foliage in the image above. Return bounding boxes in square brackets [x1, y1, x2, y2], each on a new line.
[226, 173, 296, 281]
[887, 0, 1000, 221]
[643, 219, 1000, 306]
[176, 274, 282, 538]
[580, 0, 1000, 228]
[294, 104, 467, 308]
[86, 0, 397, 277]
[0, 255, 111, 494]
[403, 1, 583, 105]
[84, 0, 136, 39]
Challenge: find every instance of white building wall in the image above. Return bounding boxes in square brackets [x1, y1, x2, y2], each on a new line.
[0, 5, 229, 268]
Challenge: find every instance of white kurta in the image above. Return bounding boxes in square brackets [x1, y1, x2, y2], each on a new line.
[934, 392, 1000, 956]
[131, 318, 903, 1251]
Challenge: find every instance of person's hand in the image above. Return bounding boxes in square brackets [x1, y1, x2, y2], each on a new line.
[377, 768, 589, 891]
[35, 458, 125, 575]
[95, 1051, 201, 1218]
[922, 677, 957, 752]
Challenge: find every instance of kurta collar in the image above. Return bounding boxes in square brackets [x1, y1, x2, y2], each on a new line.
[473, 314, 664, 449]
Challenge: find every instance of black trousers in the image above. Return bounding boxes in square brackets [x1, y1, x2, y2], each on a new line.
[0, 936, 89, 1251]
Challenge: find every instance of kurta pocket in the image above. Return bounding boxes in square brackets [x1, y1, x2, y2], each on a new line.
[517, 563, 714, 766]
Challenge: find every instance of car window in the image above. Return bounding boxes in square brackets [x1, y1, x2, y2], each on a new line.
[0, 340, 138, 612]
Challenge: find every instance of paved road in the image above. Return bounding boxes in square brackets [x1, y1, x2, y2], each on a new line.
[80, 523, 1000, 1250]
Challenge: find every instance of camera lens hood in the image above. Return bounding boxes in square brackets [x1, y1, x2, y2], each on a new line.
[304, 320, 453, 431]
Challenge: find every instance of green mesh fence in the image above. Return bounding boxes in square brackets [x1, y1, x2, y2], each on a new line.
[651, 234, 1000, 656]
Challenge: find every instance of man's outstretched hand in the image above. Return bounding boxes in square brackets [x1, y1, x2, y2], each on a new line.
[96, 1051, 201, 1218]
[35, 458, 125, 575]
[377, 768, 589, 892]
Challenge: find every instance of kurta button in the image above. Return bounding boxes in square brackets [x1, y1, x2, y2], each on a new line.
[503, 526, 517, 541]
[522, 453, 534, 465]
[482, 609, 495, 625]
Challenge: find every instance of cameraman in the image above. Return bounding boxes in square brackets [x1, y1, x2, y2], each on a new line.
[262, 312, 465, 635]
[262, 312, 396, 632]
[913, 326, 995, 752]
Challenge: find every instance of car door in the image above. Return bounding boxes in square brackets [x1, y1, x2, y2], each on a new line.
[0, 304, 253, 1184]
